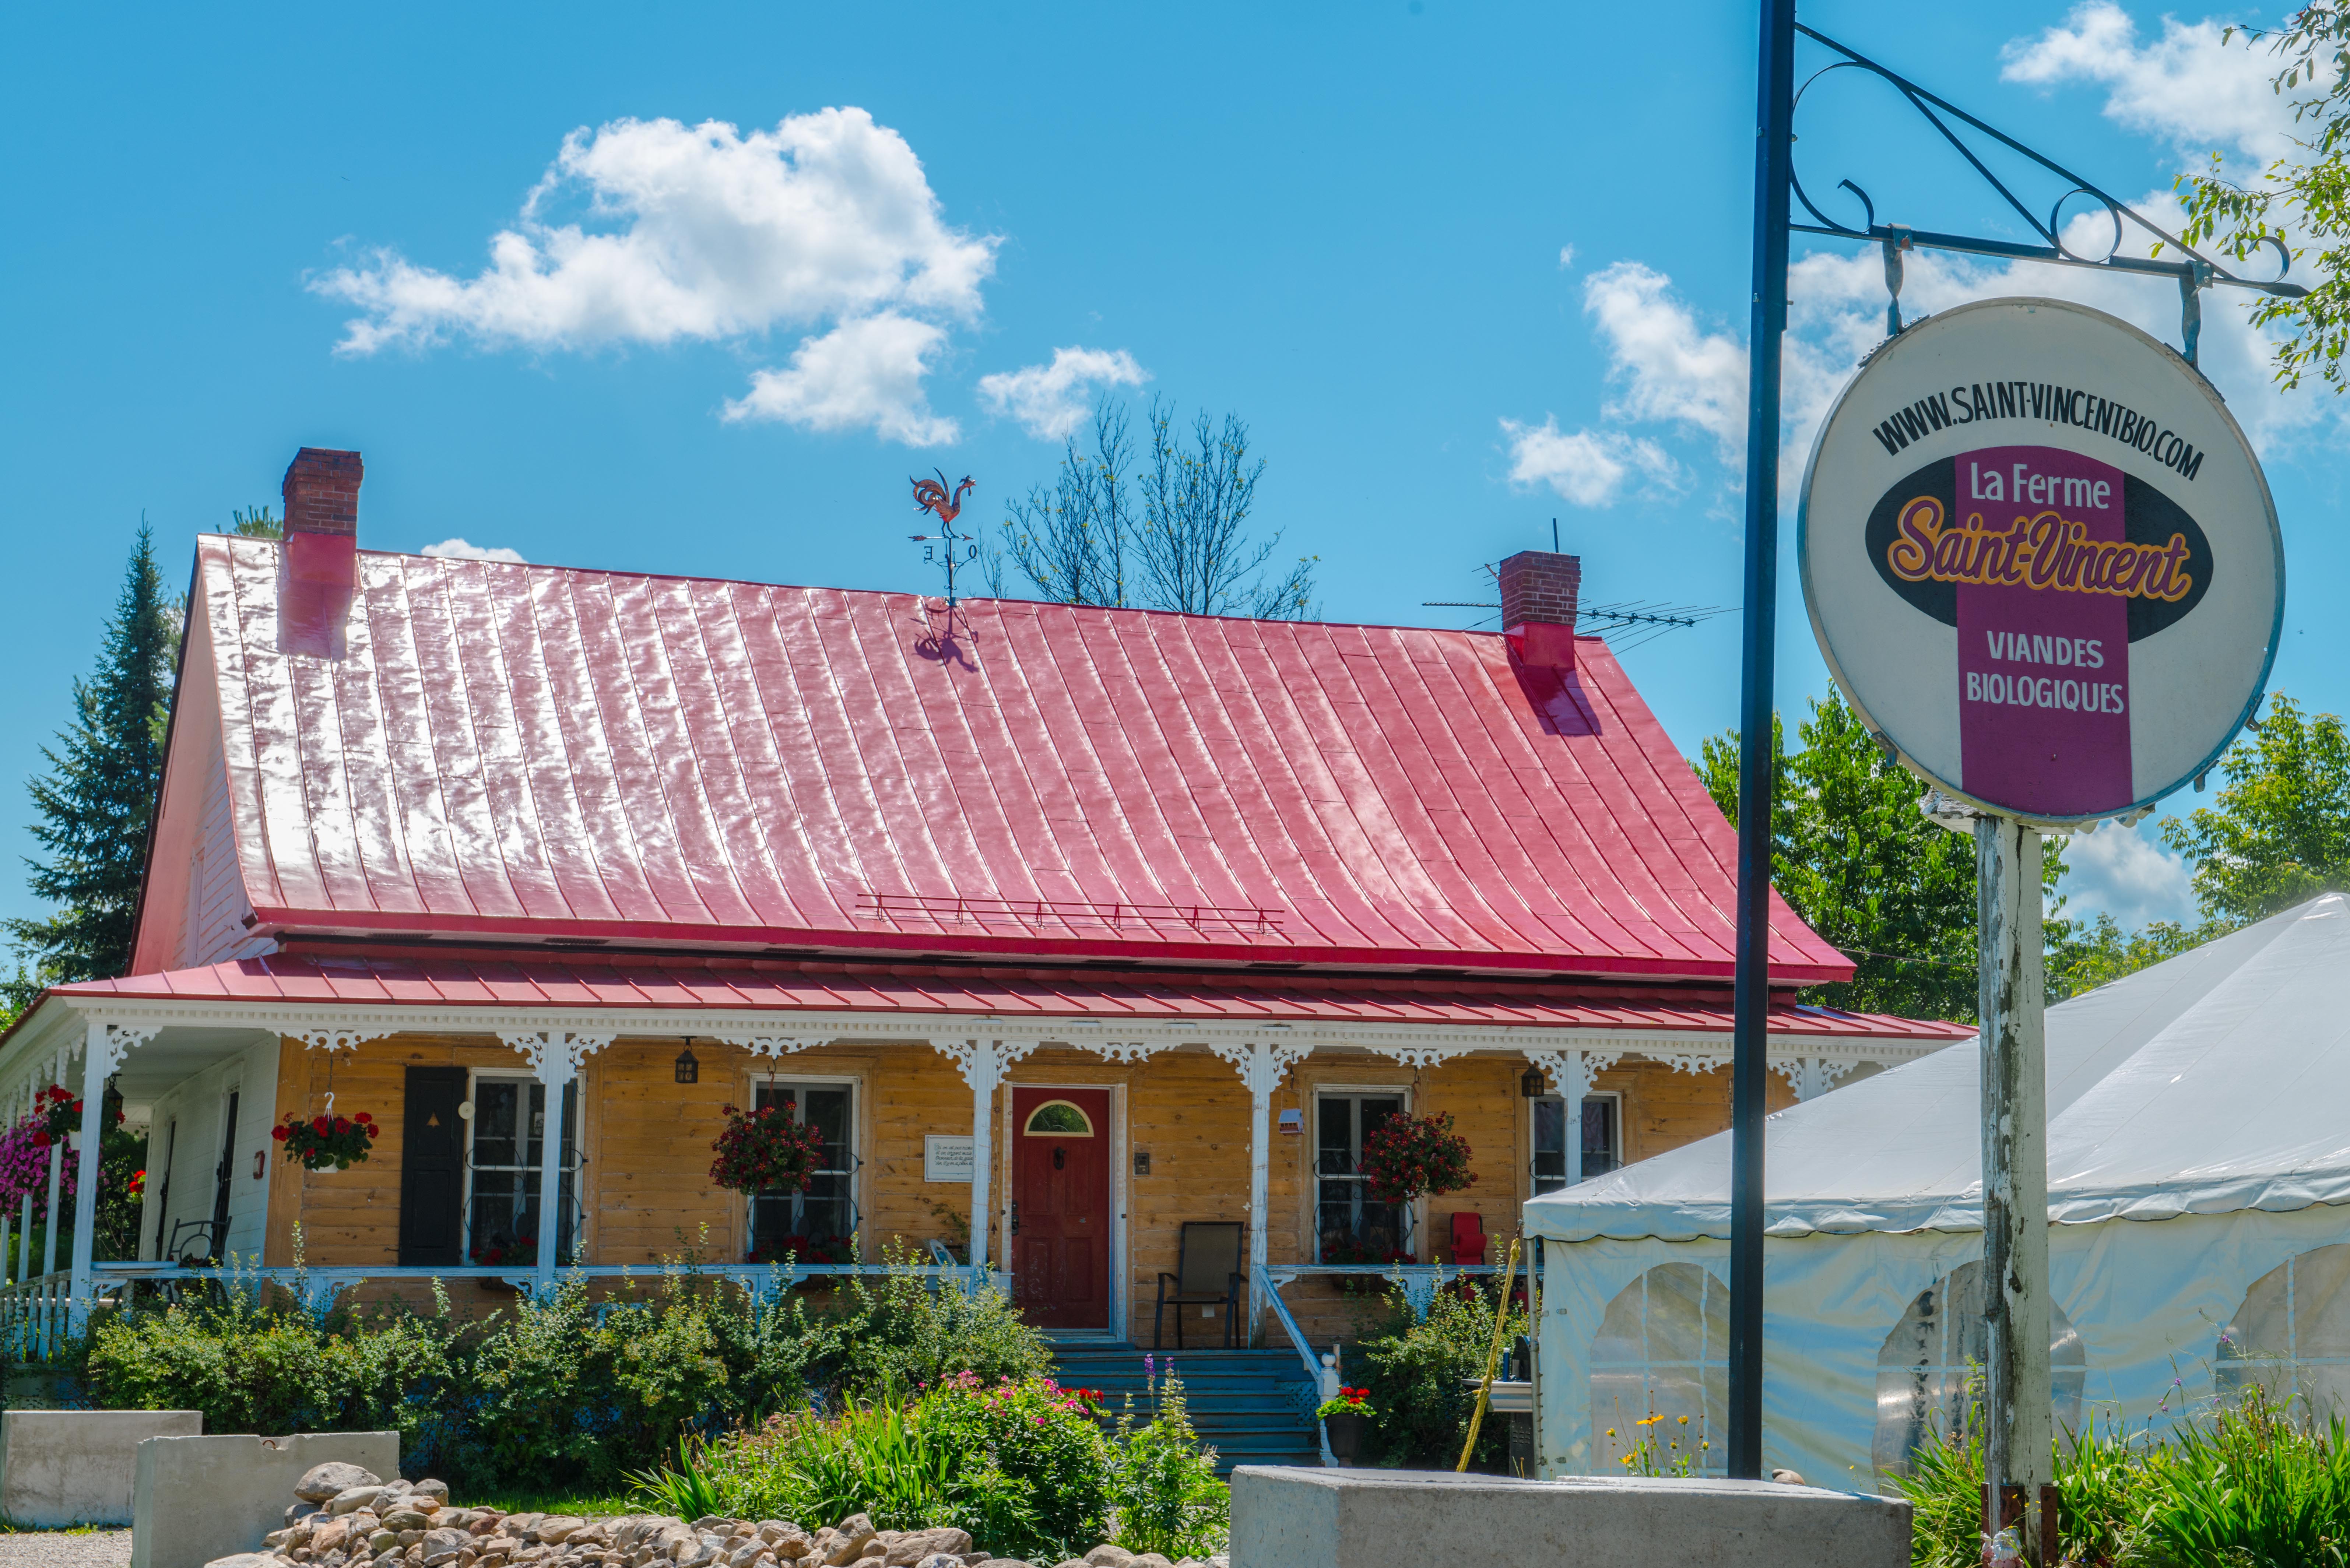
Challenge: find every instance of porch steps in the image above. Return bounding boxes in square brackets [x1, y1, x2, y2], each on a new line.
[1046, 1343, 1321, 1474]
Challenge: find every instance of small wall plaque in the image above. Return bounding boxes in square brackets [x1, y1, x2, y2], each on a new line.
[1278, 1108, 1304, 1136]
[924, 1134, 976, 1183]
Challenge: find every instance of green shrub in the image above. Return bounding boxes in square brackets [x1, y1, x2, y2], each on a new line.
[66, 1252, 1046, 1498]
[826, 1254, 1053, 1397]
[1897, 1386, 2350, 1568]
[681, 1375, 1104, 1560]
[1348, 1277, 1525, 1469]
[1107, 1375, 1228, 1559]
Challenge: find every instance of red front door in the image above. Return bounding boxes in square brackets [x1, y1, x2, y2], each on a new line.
[1011, 1086, 1112, 1330]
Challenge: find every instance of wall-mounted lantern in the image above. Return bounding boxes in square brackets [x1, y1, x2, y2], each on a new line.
[1521, 1066, 1547, 1099]
[674, 1043, 700, 1084]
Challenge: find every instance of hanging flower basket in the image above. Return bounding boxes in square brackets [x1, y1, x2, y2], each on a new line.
[273, 1111, 379, 1171]
[33, 1085, 80, 1142]
[1359, 1110, 1475, 1205]
[709, 1104, 829, 1196]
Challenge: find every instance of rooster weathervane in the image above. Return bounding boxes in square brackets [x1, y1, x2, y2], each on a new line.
[909, 470, 979, 608]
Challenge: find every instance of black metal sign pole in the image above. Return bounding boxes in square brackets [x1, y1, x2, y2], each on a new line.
[1728, 0, 1798, 1484]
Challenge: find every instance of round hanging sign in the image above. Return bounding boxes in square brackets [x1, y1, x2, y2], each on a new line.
[1798, 297, 2283, 826]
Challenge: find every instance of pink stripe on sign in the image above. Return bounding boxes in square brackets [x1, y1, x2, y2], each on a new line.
[1956, 445, 2133, 816]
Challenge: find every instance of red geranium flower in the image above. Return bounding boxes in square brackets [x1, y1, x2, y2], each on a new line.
[272, 1125, 289, 1142]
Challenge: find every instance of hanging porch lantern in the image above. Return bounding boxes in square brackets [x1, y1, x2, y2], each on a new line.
[675, 1043, 700, 1084]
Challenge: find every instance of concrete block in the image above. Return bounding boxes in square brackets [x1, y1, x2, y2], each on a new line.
[131, 1430, 398, 1568]
[0, 1410, 203, 1526]
[1230, 1466, 1912, 1568]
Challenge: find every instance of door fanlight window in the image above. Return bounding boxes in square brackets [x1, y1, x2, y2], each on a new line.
[1023, 1100, 1094, 1136]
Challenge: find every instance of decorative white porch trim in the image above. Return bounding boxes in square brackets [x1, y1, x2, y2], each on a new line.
[294, 1025, 398, 1052]
[1364, 1043, 1480, 1070]
[927, 1037, 1041, 1275]
[710, 1034, 817, 1058]
[1652, 1048, 1735, 1075]
[1773, 1056, 1858, 1101]
[1070, 1040, 1170, 1065]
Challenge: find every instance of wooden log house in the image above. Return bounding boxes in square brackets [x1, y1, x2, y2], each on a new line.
[1, 447, 1967, 1357]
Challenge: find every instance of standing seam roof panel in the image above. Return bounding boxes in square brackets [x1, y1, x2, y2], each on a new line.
[196, 541, 1853, 978]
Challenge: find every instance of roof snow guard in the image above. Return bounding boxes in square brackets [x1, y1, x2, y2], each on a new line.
[143, 537, 1854, 982]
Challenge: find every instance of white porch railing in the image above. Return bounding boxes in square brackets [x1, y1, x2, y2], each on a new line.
[0, 1272, 73, 1363]
[1253, 1263, 1338, 1466]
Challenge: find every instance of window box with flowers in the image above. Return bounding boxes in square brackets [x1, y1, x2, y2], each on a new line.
[272, 1111, 379, 1171]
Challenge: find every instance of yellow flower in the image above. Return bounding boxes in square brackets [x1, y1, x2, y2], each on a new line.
[1637, 1414, 1664, 1427]
[1677, 1414, 1690, 1425]
[1605, 1428, 1616, 1438]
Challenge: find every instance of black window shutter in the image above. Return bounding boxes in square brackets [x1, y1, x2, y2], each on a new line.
[398, 1066, 468, 1267]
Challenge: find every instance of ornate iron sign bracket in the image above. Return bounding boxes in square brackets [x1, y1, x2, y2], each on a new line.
[1788, 24, 2306, 363]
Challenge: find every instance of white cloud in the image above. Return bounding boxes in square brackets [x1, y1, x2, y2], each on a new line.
[724, 312, 960, 445]
[1500, 418, 1680, 506]
[312, 108, 995, 445]
[2058, 818, 2198, 927]
[1557, 244, 1577, 270]
[1584, 261, 1749, 460]
[1515, 8, 2337, 507]
[2001, 1, 2309, 168]
[977, 347, 1150, 440]
[420, 538, 528, 564]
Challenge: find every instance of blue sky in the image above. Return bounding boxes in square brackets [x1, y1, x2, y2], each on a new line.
[1, 0, 2336, 944]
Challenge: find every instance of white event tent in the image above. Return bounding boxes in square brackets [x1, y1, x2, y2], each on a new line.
[1523, 893, 2350, 1491]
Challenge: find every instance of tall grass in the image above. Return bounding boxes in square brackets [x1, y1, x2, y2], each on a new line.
[1899, 1386, 2350, 1567]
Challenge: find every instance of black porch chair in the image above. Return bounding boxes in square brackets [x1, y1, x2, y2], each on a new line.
[1154, 1221, 1245, 1350]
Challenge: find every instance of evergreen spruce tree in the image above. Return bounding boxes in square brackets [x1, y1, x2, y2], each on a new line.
[5, 527, 176, 1013]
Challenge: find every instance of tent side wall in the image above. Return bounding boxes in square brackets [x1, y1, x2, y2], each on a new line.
[1536, 1204, 2350, 1490]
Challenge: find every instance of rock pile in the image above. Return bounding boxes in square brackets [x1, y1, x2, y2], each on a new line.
[206, 1463, 1226, 1568]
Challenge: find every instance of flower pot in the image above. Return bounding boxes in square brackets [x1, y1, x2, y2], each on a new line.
[1323, 1412, 1369, 1464]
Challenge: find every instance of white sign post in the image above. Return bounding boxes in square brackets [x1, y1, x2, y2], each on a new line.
[1801, 298, 2281, 1559]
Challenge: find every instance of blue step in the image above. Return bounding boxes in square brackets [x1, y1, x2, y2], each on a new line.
[1046, 1343, 1320, 1476]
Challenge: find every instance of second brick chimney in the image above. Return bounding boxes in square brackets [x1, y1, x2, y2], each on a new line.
[279, 447, 363, 658]
[1497, 549, 1581, 670]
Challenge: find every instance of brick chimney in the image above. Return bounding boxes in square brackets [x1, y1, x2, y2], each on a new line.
[279, 447, 362, 658]
[1497, 549, 1581, 670]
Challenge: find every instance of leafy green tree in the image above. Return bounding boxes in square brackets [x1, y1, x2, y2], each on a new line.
[6, 528, 177, 1013]
[2047, 913, 2220, 1002]
[2160, 693, 2350, 924]
[993, 395, 1316, 618]
[1699, 690, 2068, 1022]
[2180, 8, 2350, 392]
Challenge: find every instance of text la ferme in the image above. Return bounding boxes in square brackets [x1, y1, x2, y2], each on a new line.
[1885, 461, 2194, 602]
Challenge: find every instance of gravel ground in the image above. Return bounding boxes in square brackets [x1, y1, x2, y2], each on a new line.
[0, 1529, 132, 1565]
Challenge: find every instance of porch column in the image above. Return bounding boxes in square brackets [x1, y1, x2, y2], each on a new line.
[500, 1030, 614, 1295]
[927, 1038, 1039, 1276]
[1521, 1047, 1619, 1189]
[15, 1079, 31, 1283]
[68, 1021, 136, 1328]
[40, 1041, 67, 1279]
[1209, 1038, 1310, 1343]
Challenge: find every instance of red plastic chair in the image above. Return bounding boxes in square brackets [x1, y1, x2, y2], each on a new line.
[1450, 1212, 1488, 1266]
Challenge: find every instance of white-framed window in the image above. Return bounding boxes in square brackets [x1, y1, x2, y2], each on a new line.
[1315, 1090, 1410, 1263]
[463, 1073, 579, 1268]
[2216, 1243, 2350, 1420]
[1532, 1093, 1621, 1195]
[748, 1077, 857, 1265]
[1872, 1261, 2086, 1479]
[1590, 1262, 1728, 1475]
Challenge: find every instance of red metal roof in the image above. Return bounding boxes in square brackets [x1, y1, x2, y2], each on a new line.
[52, 948, 1965, 1040]
[170, 537, 1853, 982]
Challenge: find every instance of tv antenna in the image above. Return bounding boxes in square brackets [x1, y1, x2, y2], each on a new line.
[1424, 523, 1729, 653]
[909, 470, 979, 607]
